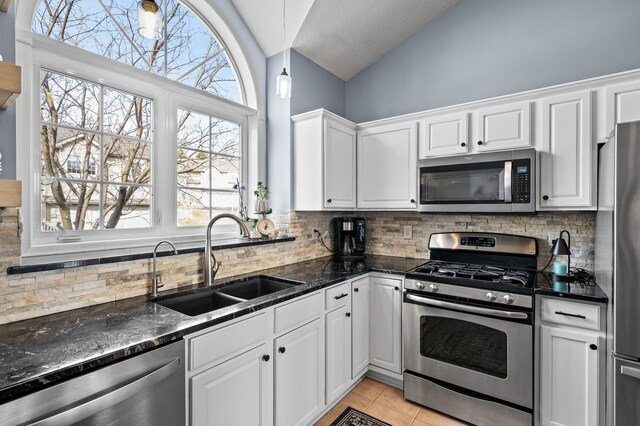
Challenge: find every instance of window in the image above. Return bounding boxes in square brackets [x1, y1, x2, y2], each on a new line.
[18, 0, 257, 258]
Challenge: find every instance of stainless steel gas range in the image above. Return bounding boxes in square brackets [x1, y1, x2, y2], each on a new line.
[403, 232, 537, 426]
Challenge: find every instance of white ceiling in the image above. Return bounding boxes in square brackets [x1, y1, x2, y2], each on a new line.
[231, 0, 460, 81]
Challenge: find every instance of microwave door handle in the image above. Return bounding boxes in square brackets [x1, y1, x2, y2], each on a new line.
[504, 161, 512, 203]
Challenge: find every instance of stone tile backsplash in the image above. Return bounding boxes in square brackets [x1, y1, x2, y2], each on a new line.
[0, 208, 594, 324]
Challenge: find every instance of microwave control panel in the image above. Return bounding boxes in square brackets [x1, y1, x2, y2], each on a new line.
[512, 159, 531, 203]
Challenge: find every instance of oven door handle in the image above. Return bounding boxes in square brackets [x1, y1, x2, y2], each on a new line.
[405, 293, 529, 319]
[504, 160, 512, 203]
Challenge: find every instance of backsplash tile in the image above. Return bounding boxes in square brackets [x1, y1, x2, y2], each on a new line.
[0, 208, 594, 324]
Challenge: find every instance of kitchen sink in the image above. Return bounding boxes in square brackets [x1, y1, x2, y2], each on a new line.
[217, 276, 302, 299]
[155, 290, 245, 317]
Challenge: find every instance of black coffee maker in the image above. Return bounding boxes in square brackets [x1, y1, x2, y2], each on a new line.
[332, 217, 365, 259]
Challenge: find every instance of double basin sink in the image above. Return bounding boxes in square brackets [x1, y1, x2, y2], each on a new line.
[154, 276, 304, 317]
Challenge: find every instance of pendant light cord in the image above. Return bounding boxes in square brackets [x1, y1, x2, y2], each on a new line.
[282, 0, 286, 68]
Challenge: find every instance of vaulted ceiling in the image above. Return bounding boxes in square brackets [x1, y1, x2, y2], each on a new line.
[231, 0, 460, 80]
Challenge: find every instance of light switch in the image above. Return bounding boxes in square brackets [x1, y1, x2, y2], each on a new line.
[404, 226, 412, 239]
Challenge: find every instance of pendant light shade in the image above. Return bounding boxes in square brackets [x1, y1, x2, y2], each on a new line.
[276, 68, 292, 99]
[138, 0, 162, 40]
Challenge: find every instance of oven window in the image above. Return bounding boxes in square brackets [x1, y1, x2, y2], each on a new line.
[420, 168, 505, 202]
[420, 316, 508, 378]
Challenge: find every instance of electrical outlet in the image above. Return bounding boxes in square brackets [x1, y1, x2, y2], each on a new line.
[404, 225, 413, 239]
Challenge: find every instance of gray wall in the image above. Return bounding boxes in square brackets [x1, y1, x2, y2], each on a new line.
[290, 49, 345, 117]
[0, 2, 16, 179]
[345, 0, 640, 123]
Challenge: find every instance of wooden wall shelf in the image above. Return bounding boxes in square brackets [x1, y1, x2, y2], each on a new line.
[0, 0, 12, 13]
[0, 180, 21, 207]
[0, 62, 21, 110]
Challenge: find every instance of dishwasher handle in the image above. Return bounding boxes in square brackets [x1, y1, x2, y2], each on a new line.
[31, 358, 181, 425]
[621, 365, 640, 381]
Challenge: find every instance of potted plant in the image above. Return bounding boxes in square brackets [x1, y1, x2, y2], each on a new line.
[254, 181, 272, 215]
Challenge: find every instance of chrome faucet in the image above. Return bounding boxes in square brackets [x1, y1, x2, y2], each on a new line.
[152, 240, 179, 297]
[204, 214, 250, 287]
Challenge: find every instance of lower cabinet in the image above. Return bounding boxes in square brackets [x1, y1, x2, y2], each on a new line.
[274, 319, 324, 426]
[351, 276, 370, 377]
[369, 275, 402, 374]
[191, 343, 272, 426]
[325, 305, 352, 404]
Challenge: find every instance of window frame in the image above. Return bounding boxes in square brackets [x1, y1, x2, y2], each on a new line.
[18, 31, 256, 262]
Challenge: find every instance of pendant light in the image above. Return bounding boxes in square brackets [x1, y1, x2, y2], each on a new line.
[276, 0, 292, 99]
[137, 0, 162, 40]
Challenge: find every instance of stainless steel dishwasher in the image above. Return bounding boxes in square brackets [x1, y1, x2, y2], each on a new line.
[0, 339, 185, 426]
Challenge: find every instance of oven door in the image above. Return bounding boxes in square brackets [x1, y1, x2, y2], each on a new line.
[403, 293, 533, 409]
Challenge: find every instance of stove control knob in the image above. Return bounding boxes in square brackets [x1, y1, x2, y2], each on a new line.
[502, 294, 515, 305]
[415, 281, 425, 290]
[428, 283, 439, 293]
[485, 292, 497, 302]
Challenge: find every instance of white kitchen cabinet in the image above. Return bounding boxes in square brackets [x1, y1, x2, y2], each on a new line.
[274, 319, 324, 426]
[539, 90, 595, 210]
[191, 343, 272, 426]
[419, 112, 470, 158]
[325, 304, 352, 405]
[369, 275, 402, 374]
[475, 101, 531, 152]
[357, 121, 417, 209]
[292, 109, 357, 210]
[540, 325, 601, 426]
[606, 79, 640, 136]
[351, 276, 370, 378]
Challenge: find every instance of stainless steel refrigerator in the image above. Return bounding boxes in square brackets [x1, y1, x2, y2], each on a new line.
[596, 120, 640, 426]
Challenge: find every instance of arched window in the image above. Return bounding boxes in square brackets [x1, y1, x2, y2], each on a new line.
[16, 0, 259, 261]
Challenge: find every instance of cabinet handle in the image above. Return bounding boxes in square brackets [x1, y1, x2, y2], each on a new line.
[394, 286, 400, 291]
[278, 347, 286, 354]
[262, 354, 270, 362]
[410, 199, 416, 204]
[554, 310, 586, 319]
[461, 142, 466, 147]
[346, 312, 351, 318]
[327, 199, 332, 203]
[354, 288, 359, 293]
[543, 195, 549, 201]
[477, 141, 483, 145]
[334, 293, 348, 300]
[589, 344, 598, 351]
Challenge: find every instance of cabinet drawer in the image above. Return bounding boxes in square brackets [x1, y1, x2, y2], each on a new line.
[190, 313, 267, 371]
[325, 282, 351, 310]
[541, 298, 601, 330]
[275, 292, 322, 334]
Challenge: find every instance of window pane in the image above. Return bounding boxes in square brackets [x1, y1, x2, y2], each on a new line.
[41, 179, 101, 231]
[103, 184, 152, 228]
[104, 138, 151, 184]
[211, 119, 240, 156]
[177, 109, 210, 151]
[211, 156, 239, 190]
[177, 188, 210, 226]
[191, 51, 242, 103]
[210, 191, 237, 216]
[177, 149, 209, 188]
[41, 126, 101, 180]
[40, 70, 100, 130]
[103, 87, 152, 140]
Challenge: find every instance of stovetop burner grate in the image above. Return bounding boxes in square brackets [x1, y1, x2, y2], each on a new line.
[413, 260, 532, 287]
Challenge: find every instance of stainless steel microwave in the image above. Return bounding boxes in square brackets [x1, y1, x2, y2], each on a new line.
[418, 149, 535, 213]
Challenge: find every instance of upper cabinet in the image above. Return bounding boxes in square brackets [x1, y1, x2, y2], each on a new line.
[606, 80, 640, 136]
[419, 112, 469, 158]
[292, 109, 357, 211]
[539, 91, 594, 210]
[357, 121, 417, 210]
[475, 101, 531, 152]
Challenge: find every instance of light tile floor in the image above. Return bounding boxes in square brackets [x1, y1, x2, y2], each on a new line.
[315, 377, 468, 426]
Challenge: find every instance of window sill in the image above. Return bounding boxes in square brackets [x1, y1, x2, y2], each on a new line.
[7, 236, 295, 275]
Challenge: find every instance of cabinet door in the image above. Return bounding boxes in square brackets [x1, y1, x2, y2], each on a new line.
[324, 118, 357, 209]
[475, 101, 531, 151]
[351, 277, 370, 378]
[325, 305, 352, 404]
[606, 80, 640, 136]
[540, 325, 600, 426]
[369, 276, 402, 374]
[191, 343, 272, 426]
[539, 91, 594, 209]
[419, 112, 469, 158]
[357, 122, 417, 209]
[274, 319, 323, 426]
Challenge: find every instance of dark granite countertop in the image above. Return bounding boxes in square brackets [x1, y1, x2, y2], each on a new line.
[534, 272, 608, 303]
[0, 255, 426, 404]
